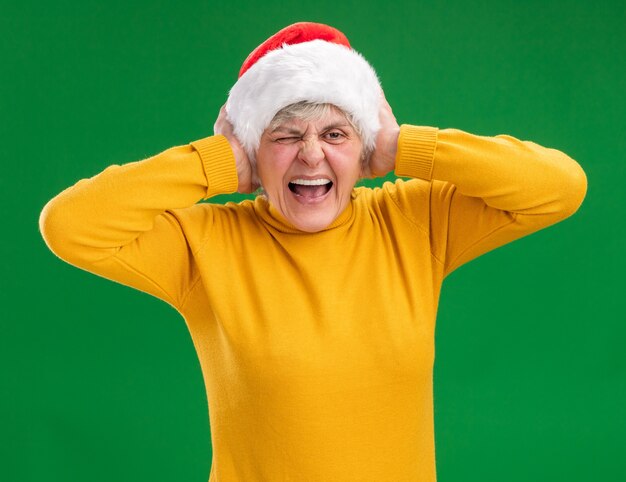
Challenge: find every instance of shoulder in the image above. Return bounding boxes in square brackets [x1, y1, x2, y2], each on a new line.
[353, 177, 456, 234]
[167, 199, 260, 242]
[355, 176, 430, 210]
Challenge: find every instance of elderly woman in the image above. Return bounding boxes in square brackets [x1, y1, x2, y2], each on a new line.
[40, 22, 587, 482]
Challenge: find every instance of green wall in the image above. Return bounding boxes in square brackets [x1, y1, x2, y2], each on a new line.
[2, 1, 624, 481]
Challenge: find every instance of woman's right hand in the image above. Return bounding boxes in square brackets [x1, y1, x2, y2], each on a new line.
[214, 105, 259, 193]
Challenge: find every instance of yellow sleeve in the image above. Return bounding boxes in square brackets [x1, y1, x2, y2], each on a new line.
[39, 135, 238, 308]
[394, 124, 588, 278]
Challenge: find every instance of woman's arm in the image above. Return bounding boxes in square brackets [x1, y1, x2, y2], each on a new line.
[39, 135, 239, 309]
[369, 95, 588, 277]
[395, 125, 588, 277]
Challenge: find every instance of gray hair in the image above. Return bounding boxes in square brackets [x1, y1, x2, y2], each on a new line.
[260, 101, 371, 166]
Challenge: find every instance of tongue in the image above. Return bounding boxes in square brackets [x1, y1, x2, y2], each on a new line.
[293, 184, 328, 198]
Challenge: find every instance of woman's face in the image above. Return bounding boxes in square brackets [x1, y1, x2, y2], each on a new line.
[256, 106, 364, 232]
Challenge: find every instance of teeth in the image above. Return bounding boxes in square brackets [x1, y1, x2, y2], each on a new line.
[290, 179, 331, 186]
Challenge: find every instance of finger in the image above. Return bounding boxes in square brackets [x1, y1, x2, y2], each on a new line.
[214, 107, 223, 134]
[215, 104, 227, 120]
[215, 107, 235, 136]
[360, 163, 372, 179]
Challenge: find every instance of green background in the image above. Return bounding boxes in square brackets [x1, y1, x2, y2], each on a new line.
[2, 1, 624, 481]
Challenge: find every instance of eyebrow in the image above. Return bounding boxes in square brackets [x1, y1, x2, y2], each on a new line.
[270, 122, 351, 135]
[270, 126, 302, 135]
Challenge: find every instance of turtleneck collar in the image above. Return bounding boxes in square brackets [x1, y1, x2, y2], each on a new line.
[253, 193, 356, 234]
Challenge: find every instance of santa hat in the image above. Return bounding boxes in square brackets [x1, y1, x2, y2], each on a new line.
[225, 22, 382, 160]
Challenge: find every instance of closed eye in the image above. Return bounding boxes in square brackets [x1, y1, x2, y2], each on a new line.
[275, 136, 301, 143]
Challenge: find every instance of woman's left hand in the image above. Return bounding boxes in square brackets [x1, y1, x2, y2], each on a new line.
[363, 92, 400, 178]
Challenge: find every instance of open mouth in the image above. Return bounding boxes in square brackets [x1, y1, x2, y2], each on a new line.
[288, 178, 333, 199]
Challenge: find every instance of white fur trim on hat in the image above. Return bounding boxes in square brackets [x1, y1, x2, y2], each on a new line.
[225, 39, 382, 160]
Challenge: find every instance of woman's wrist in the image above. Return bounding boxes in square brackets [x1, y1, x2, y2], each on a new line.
[394, 125, 438, 180]
[190, 135, 239, 197]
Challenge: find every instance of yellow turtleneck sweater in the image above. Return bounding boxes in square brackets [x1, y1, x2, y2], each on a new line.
[39, 125, 587, 482]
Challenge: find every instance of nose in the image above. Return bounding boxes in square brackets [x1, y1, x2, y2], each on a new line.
[297, 136, 325, 167]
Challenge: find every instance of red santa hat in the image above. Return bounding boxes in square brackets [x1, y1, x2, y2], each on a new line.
[225, 22, 382, 160]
